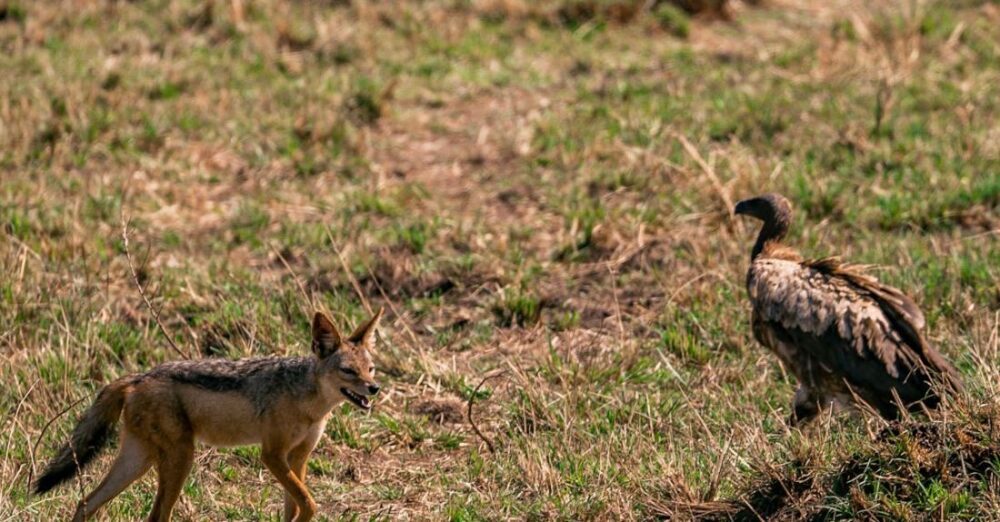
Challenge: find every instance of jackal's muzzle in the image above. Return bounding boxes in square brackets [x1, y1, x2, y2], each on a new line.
[340, 385, 378, 410]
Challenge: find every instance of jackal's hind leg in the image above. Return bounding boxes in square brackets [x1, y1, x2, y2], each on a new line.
[71, 431, 152, 522]
[147, 440, 194, 522]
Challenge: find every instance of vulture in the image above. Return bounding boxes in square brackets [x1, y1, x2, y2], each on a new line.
[734, 193, 963, 424]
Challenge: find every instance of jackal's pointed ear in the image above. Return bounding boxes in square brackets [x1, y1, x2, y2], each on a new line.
[312, 312, 342, 358]
[348, 307, 384, 346]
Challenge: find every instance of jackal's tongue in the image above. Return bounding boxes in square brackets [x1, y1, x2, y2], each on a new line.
[342, 387, 372, 409]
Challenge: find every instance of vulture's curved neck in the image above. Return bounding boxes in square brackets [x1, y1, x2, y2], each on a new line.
[751, 218, 789, 260]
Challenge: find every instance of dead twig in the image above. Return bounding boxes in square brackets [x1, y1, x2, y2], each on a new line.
[71, 439, 86, 519]
[467, 370, 507, 454]
[4, 378, 39, 501]
[269, 242, 314, 317]
[27, 395, 87, 494]
[2, 229, 43, 262]
[704, 436, 733, 501]
[606, 264, 626, 348]
[324, 229, 372, 317]
[674, 133, 741, 232]
[121, 215, 190, 360]
[324, 227, 430, 359]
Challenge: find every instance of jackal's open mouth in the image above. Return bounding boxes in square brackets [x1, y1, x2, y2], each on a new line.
[340, 388, 372, 410]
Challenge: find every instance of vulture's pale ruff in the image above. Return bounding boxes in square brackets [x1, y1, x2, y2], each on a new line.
[735, 193, 963, 424]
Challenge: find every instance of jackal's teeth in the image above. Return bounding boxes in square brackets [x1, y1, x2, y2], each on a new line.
[340, 387, 373, 410]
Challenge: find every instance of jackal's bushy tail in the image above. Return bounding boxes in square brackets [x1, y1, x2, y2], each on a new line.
[33, 380, 128, 495]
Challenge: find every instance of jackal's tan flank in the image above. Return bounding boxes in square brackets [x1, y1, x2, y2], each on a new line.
[34, 308, 384, 522]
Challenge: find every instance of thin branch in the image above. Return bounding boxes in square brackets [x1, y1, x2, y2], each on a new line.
[71, 437, 86, 519]
[674, 133, 742, 233]
[703, 436, 732, 501]
[606, 264, 626, 346]
[5, 378, 39, 498]
[467, 370, 507, 454]
[324, 227, 429, 358]
[2, 229, 43, 262]
[27, 395, 87, 493]
[121, 216, 189, 360]
[324, 229, 372, 315]
[268, 242, 314, 319]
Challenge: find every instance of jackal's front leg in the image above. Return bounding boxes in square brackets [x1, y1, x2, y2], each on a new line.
[282, 429, 323, 522]
[263, 445, 317, 522]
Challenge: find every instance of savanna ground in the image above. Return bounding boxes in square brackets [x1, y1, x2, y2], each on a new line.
[1, 0, 999, 519]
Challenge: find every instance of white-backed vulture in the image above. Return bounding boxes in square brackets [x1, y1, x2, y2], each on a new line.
[734, 193, 963, 424]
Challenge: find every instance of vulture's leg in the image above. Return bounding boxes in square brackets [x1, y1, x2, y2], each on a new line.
[790, 386, 822, 426]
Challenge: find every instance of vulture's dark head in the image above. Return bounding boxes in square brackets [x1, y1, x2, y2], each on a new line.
[735, 193, 793, 258]
[734, 193, 792, 224]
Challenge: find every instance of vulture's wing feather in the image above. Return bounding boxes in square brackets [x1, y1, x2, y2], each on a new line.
[762, 321, 923, 417]
[808, 257, 926, 330]
[813, 259, 962, 394]
[748, 258, 960, 411]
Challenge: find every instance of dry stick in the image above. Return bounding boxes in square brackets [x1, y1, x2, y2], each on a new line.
[324, 228, 428, 357]
[269, 243, 315, 313]
[739, 496, 767, 522]
[3, 378, 37, 442]
[4, 378, 38, 501]
[2, 230, 43, 262]
[70, 442, 87, 519]
[229, 0, 245, 25]
[324, 229, 373, 316]
[674, 133, 742, 233]
[467, 371, 507, 454]
[962, 228, 1000, 241]
[121, 217, 189, 360]
[703, 436, 732, 502]
[664, 272, 714, 309]
[606, 264, 626, 346]
[27, 395, 87, 493]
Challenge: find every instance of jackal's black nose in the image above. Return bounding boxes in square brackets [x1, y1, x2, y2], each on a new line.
[368, 383, 381, 395]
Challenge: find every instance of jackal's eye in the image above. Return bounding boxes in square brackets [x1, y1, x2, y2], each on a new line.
[369, 367, 374, 374]
[340, 368, 357, 376]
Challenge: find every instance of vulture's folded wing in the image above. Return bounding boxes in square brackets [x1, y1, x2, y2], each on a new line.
[748, 258, 961, 411]
[813, 259, 963, 394]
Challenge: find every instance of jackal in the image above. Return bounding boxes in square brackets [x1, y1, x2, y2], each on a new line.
[34, 308, 384, 522]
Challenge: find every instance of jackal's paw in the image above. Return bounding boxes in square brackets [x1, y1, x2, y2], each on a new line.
[292, 499, 318, 522]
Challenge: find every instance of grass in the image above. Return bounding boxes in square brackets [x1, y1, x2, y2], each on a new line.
[1, 0, 998, 520]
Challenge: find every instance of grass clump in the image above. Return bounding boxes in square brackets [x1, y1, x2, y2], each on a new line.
[694, 409, 1000, 520]
[493, 288, 543, 327]
[655, 3, 690, 38]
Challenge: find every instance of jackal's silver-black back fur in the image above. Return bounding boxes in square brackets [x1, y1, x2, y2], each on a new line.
[147, 356, 319, 414]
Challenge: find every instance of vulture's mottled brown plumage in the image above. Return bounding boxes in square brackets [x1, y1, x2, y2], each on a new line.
[735, 193, 963, 424]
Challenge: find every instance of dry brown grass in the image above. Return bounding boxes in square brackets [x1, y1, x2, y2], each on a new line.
[1, 0, 998, 519]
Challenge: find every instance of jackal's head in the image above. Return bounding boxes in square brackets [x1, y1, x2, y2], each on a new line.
[311, 308, 383, 410]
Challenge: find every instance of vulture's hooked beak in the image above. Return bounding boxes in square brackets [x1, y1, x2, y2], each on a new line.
[734, 199, 753, 217]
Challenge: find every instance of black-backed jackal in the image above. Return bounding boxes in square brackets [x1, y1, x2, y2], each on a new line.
[34, 308, 384, 522]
